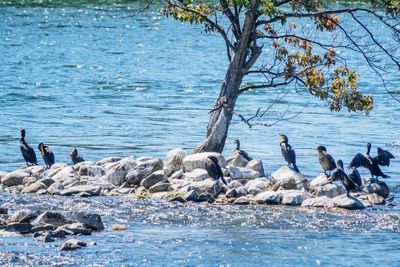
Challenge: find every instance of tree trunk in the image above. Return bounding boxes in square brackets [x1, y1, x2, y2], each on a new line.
[194, 0, 259, 153]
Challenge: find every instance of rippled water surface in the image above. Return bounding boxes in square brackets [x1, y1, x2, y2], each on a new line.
[1, 1, 400, 266]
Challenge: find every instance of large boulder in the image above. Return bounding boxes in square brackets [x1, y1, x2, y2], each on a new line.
[301, 196, 335, 208]
[51, 166, 77, 181]
[188, 179, 223, 197]
[126, 158, 163, 185]
[246, 160, 265, 177]
[254, 191, 282, 205]
[233, 196, 251, 205]
[141, 170, 167, 190]
[163, 148, 187, 176]
[312, 183, 347, 198]
[61, 239, 87, 251]
[182, 168, 210, 181]
[1, 170, 29, 186]
[244, 178, 271, 195]
[149, 182, 170, 193]
[281, 190, 310, 206]
[47, 181, 64, 195]
[271, 166, 309, 190]
[332, 195, 365, 210]
[103, 157, 136, 186]
[228, 166, 261, 180]
[8, 210, 39, 223]
[60, 185, 101, 197]
[310, 173, 330, 188]
[183, 152, 225, 172]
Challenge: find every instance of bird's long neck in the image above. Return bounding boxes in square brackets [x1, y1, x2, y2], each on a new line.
[366, 145, 371, 156]
[20, 135, 28, 146]
[236, 142, 240, 150]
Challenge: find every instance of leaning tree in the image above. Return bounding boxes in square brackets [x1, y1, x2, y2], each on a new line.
[160, 0, 400, 153]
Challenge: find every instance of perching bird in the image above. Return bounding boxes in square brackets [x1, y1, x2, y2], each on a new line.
[204, 156, 228, 185]
[38, 143, 55, 169]
[329, 160, 362, 197]
[317, 145, 336, 177]
[348, 143, 395, 179]
[19, 128, 37, 166]
[279, 134, 299, 173]
[70, 148, 85, 165]
[233, 139, 253, 161]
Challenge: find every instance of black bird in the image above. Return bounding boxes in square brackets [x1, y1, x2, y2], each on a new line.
[19, 128, 37, 166]
[329, 160, 363, 197]
[348, 143, 395, 179]
[279, 134, 299, 173]
[349, 166, 362, 187]
[204, 156, 228, 185]
[233, 139, 253, 161]
[70, 148, 85, 165]
[38, 143, 55, 169]
[317, 145, 336, 177]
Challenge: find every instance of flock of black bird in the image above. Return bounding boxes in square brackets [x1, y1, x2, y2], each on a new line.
[19, 128, 395, 197]
[19, 129, 84, 169]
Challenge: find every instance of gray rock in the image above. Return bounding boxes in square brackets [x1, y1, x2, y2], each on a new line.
[22, 176, 37, 187]
[225, 188, 237, 198]
[164, 148, 187, 176]
[0, 230, 22, 237]
[0, 207, 8, 214]
[366, 193, 386, 205]
[271, 166, 309, 190]
[51, 166, 77, 181]
[8, 210, 39, 223]
[21, 181, 47, 194]
[197, 192, 215, 203]
[47, 181, 64, 195]
[170, 169, 184, 180]
[149, 182, 170, 193]
[228, 180, 243, 189]
[103, 157, 136, 186]
[30, 224, 57, 233]
[4, 222, 32, 234]
[310, 173, 329, 188]
[1, 170, 29, 186]
[61, 239, 87, 251]
[141, 170, 167, 190]
[56, 223, 92, 235]
[126, 158, 163, 185]
[95, 157, 121, 166]
[228, 166, 261, 180]
[32, 211, 69, 227]
[312, 183, 346, 198]
[244, 178, 271, 195]
[332, 195, 365, 210]
[246, 160, 265, 177]
[184, 190, 199, 202]
[233, 196, 251, 205]
[235, 186, 248, 197]
[281, 190, 310, 206]
[254, 191, 282, 205]
[87, 166, 106, 178]
[226, 153, 249, 167]
[60, 185, 101, 197]
[38, 178, 55, 187]
[364, 180, 390, 198]
[183, 152, 225, 172]
[301, 196, 335, 208]
[183, 168, 210, 181]
[35, 232, 55, 242]
[188, 178, 222, 197]
[62, 212, 104, 231]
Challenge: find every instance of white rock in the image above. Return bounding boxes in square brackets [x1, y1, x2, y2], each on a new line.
[313, 183, 347, 198]
[47, 181, 64, 195]
[188, 178, 222, 197]
[60, 185, 101, 196]
[301, 196, 335, 208]
[228, 180, 244, 189]
[1, 170, 29, 186]
[254, 191, 282, 204]
[164, 148, 187, 176]
[21, 181, 47, 194]
[226, 154, 249, 167]
[51, 166, 77, 181]
[271, 166, 309, 190]
[281, 190, 310, 206]
[228, 166, 261, 180]
[246, 160, 265, 177]
[182, 168, 210, 181]
[183, 152, 225, 172]
[87, 166, 106, 177]
[310, 173, 330, 188]
[95, 157, 121, 166]
[244, 178, 271, 195]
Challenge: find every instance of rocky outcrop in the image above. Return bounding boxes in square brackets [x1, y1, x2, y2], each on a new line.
[271, 166, 309, 191]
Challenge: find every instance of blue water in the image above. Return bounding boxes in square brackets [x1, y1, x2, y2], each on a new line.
[1, 1, 400, 266]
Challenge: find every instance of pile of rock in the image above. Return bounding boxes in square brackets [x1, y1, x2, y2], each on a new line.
[0, 208, 103, 249]
[0, 148, 393, 210]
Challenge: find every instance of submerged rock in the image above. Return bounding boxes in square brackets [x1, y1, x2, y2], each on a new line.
[62, 212, 104, 231]
[112, 224, 128, 231]
[61, 239, 87, 251]
[32, 211, 69, 227]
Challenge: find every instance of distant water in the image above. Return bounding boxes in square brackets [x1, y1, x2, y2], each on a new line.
[0, 1, 400, 266]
